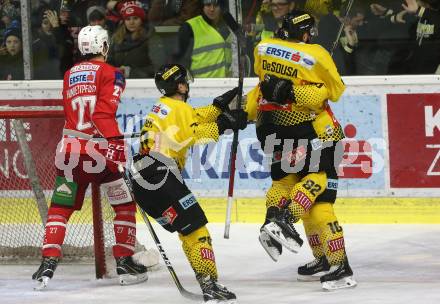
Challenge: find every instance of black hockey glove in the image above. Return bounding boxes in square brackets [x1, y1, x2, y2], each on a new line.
[212, 87, 239, 111]
[260, 74, 295, 105]
[216, 109, 248, 135]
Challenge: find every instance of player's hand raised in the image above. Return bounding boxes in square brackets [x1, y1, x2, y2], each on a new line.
[212, 87, 239, 111]
[216, 109, 248, 135]
[104, 139, 127, 172]
[260, 74, 295, 105]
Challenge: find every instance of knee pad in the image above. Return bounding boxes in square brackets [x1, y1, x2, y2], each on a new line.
[266, 175, 297, 209]
[179, 226, 217, 279]
[101, 178, 133, 206]
[288, 172, 327, 219]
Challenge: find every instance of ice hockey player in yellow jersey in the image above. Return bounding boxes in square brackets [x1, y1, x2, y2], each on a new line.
[244, 9, 357, 291]
[131, 63, 247, 303]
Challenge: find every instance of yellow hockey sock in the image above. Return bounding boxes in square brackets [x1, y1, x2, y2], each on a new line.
[302, 211, 324, 259]
[309, 203, 346, 265]
[179, 226, 218, 279]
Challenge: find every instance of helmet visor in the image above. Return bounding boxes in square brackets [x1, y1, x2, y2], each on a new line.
[185, 69, 194, 84]
[309, 26, 318, 37]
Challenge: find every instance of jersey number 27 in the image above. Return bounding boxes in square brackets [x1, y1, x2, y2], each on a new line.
[71, 95, 97, 130]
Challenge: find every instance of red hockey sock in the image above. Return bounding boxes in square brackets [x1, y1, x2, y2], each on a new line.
[42, 206, 74, 257]
[112, 203, 137, 257]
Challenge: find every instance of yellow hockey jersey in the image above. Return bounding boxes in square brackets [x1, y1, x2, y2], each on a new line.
[245, 37, 346, 141]
[139, 96, 221, 170]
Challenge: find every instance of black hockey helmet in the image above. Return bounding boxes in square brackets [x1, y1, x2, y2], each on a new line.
[154, 64, 193, 96]
[276, 10, 316, 41]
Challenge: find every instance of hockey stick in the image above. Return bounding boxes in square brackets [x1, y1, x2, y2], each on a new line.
[107, 132, 142, 140]
[222, 4, 246, 239]
[117, 164, 203, 301]
[330, 0, 355, 56]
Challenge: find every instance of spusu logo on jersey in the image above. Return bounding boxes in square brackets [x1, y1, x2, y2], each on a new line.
[259, 44, 316, 70]
[69, 71, 96, 87]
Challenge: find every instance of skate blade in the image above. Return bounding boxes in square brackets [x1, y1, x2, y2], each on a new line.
[205, 299, 237, 304]
[263, 223, 301, 253]
[297, 274, 323, 282]
[322, 276, 357, 291]
[258, 232, 281, 262]
[34, 276, 50, 291]
[119, 272, 148, 286]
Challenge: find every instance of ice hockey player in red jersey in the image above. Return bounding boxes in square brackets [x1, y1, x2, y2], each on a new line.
[32, 25, 148, 290]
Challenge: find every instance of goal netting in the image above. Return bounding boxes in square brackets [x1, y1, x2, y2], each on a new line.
[0, 106, 147, 278]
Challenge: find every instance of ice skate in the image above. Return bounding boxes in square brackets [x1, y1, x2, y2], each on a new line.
[320, 258, 357, 291]
[197, 274, 237, 303]
[258, 227, 282, 262]
[116, 256, 148, 285]
[297, 256, 330, 281]
[262, 207, 303, 253]
[32, 257, 59, 290]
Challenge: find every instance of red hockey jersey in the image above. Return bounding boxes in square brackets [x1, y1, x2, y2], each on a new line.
[61, 60, 125, 154]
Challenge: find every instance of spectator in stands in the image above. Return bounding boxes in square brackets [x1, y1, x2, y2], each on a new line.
[1, 0, 20, 22]
[399, 0, 440, 74]
[0, 27, 24, 80]
[106, 0, 150, 30]
[32, 9, 63, 79]
[304, 0, 332, 18]
[365, 0, 413, 75]
[61, 0, 94, 27]
[148, 0, 200, 26]
[41, 8, 75, 76]
[316, 1, 368, 75]
[86, 5, 106, 26]
[173, 0, 232, 78]
[255, 0, 296, 42]
[108, 1, 154, 78]
[1, 0, 20, 39]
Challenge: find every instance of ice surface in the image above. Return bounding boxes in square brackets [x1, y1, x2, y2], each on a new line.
[1, 224, 439, 304]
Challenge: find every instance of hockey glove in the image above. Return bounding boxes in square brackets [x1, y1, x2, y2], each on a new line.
[104, 139, 127, 172]
[216, 109, 248, 135]
[212, 87, 239, 111]
[260, 74, 295, 105]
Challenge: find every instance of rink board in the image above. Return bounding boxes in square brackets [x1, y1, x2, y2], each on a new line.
[1, 196, 440, 224]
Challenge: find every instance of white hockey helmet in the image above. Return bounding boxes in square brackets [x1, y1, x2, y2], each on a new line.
[78, 25, 109, 57]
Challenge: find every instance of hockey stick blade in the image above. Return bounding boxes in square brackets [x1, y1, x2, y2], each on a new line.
[137, 208, 203, 301]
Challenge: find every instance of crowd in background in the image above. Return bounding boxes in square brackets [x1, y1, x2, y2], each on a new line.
[0, 0, 439, 80]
